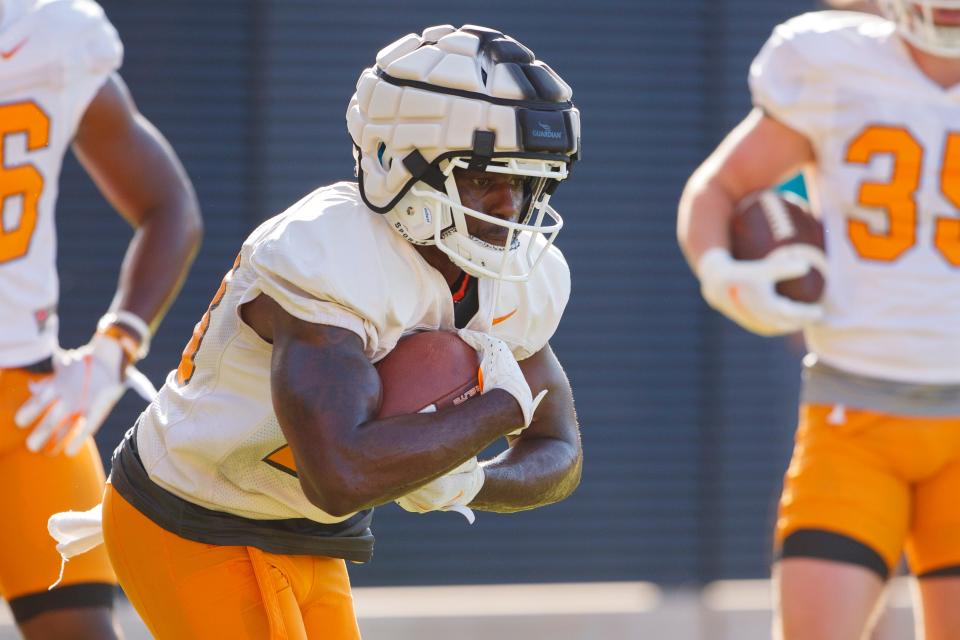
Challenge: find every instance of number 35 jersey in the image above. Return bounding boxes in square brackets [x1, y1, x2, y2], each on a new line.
[751, 11, 960, 384]
[0, 0, 122, 367]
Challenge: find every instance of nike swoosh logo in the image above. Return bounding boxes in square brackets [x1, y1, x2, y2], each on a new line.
[1, 38, 28, 60]
[492, 308, 518, 326]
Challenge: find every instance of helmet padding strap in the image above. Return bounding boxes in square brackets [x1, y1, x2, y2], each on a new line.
[402, 150, 448, 192]
[467, 131, 497, 172]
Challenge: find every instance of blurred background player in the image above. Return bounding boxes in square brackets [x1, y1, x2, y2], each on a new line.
[822, 0, 884, 14]
[678, 1, 960, 639]
[0, 0, 201, 637]
[96, 24, 582, 639]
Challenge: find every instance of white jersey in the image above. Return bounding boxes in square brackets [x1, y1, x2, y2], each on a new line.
[135, 182, 571, 523]
[0, 0, 121, 367]
[751, 11, 960, 384]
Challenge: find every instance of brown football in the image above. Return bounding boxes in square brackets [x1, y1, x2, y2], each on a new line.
[730, 190, 826, 303]
[375, 331, 480, 419]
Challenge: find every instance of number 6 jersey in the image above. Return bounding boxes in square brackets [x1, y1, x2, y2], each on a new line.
[0, 0, 122, 367]
[752, 11, 960, 384]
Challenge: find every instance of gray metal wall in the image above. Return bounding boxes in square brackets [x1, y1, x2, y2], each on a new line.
[56, 0, 813, 587]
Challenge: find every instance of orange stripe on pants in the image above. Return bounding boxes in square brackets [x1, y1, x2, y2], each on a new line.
[102, 484, 361, 640]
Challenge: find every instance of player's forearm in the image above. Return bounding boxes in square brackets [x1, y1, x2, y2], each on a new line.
[469, 435, 582, 513]
[679, 109, 817, 274]
[677, 171, 737, 273]
[293, 389, 524, 516]
[110, 193, 202, 332]
[347, 391, 523, 504]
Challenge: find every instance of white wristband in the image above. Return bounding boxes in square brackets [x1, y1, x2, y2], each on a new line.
[97, 310, 151, 359]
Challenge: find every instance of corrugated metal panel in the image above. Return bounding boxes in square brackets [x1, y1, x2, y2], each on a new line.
[704, 1, 813, 581]
[56, 0, 257, 451]
[51, 0, 816, 589]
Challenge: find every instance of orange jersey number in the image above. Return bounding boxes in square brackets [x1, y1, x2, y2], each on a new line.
[0, 102, 50, 264]
[845, 126, 921, 262]
[845, 126, 960, 266]
[935, 133, 960, 267]
[175, 255, 241, 386]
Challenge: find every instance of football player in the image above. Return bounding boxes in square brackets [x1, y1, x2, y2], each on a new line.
[0, 0, 201, 637]
[678, 2, 960, 638]
[822, 0, 883, 15]
[95, 24, 582, 638]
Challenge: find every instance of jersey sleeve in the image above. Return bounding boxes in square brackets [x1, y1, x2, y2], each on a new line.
[749, 14, 834, 143]
[58, 0, 124, 134]
[244, 238, 373, 350]
[242, 214, 381, 353]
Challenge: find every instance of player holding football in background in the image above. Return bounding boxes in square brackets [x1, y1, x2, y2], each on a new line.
[88, 24, 583, 639]
[678, 2, 960, 638]
[0, 0, 201, 637]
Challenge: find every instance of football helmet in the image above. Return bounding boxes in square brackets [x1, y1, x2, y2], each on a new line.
[880, 0, 960, 57]
[347, 25, 580, 281]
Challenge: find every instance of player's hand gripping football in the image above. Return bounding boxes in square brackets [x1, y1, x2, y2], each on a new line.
[396, 457, 485, 523]
[14, 332, 157, 456]
[697, 246, 825, 336]
[457, 328, 547, 436]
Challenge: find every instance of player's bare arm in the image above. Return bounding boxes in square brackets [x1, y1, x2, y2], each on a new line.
[677, 107, 815, 271]
[13, 73, 202, 455]
[245, 293, 525, 517]
[72, 73, 202, 336]
[469, 342, 582, 513]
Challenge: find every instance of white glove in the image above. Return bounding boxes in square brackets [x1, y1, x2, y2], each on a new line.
[457, 328, 547, 436]
[396, 457, 485, 523]
[14, 334, 157, 456]
[697, 246, 825, 336]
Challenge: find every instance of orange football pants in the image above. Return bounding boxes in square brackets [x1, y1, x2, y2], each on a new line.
[776, 404, 960, 575]
[102, 484, 361, 640]
[0, 366, 115, 599]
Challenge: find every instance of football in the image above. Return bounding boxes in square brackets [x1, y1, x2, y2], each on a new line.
[730, 190, 826, 303]
[375, 331, 481, 418]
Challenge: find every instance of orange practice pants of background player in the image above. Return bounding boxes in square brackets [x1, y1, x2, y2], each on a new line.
[0, 367, 115, 600]
[102, 484, 362, 640]
[776, 403, 960, 575]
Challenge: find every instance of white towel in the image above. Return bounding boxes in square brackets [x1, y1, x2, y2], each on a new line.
[47, 503, 105, 589]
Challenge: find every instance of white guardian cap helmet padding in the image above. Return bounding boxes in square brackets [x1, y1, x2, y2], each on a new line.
[346, 24, 581, 281]
[880, 0, 960, 57]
